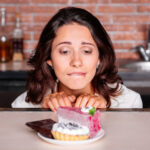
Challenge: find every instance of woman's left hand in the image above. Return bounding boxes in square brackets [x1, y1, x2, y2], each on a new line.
[74, 94, 107, 109]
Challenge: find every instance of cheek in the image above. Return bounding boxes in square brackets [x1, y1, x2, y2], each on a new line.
[52, 57, 68, 76]
[85, 56, 99, 70]
[88, 66, 97, 80]
[84, 58, 98, 80]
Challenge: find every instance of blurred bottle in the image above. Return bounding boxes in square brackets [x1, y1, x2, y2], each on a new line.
[12, 13, 24, 61]
[0, 8, 12, 62]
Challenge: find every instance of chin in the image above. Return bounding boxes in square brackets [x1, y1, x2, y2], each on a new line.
[60, 78, 93, 91]
[67, 83, 88, 90]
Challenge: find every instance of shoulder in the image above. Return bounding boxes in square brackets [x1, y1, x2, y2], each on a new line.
[11, 91, 41, 108]
[110, 84, 143, 108]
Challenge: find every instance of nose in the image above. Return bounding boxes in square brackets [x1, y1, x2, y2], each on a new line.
[70, 52, 82, 67]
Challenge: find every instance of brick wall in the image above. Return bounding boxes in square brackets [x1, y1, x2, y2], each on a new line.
[0, 0, 150, 60]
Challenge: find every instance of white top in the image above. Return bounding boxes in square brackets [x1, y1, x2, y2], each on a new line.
[11, 84, 143, 108]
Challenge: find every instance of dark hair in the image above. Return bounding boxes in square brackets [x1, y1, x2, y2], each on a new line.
[26, 7, 122, 107]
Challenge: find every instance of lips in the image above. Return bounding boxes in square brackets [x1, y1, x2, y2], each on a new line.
[67, 72, 86, 77]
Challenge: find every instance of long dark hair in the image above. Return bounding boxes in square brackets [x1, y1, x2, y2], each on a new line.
[26, 7, 122, 107]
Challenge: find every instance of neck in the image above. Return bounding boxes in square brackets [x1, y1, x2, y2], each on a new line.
[58, 82, 94, 97]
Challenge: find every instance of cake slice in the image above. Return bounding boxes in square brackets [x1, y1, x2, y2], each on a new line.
[57, 107, 101, 138]
[51, 122, 90, 141]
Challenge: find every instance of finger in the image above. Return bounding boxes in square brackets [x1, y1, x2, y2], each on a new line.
[57, 94, 66, 107]
[51, 97, 60, 111]
[97, 96, 107, 108]
[42, 102, 49, 108]
[58, 92, 71, 106]
[68, 95, 76, 103]
[47, 101, 56, 112]
[42, 99, 48, 108]
[62, 94, 72, 107]
[42, 96, 49, 108]
[93, 100, 100, 109]
[99, 102, 107, 108]
[86, 97, 96, 107]
[74, 95, 83, 108]
[79, 95, 89, 108]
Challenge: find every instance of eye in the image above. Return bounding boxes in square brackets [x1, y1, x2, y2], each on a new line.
[83, 49, 92, 54]
[59, 49, 70, 55]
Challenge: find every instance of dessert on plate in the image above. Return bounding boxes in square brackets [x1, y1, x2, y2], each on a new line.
[51, 106, 101, 141]
[51, 122, 90, 141]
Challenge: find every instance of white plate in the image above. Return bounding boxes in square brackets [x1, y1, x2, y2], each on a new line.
[38, 128, 105, 145]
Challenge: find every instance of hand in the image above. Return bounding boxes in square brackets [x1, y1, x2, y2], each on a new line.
[74, 94, 107, 109]
[42, 92, 76, 112]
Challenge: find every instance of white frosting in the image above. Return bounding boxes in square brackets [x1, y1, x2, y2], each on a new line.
[81, 107, 93, 113]
[52, 122, 89, 135]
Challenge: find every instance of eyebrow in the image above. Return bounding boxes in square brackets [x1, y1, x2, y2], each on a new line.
[56, 41, 71, 47]
[81, 42, 95, 47]
[55, 41, 96, 47]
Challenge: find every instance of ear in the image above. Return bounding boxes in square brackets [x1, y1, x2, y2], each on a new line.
[47, 60, 53, 67]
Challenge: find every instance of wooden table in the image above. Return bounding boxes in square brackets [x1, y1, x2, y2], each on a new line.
[0, 108, 150, 150]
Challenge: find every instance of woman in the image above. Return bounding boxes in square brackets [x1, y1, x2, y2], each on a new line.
[11, 7, 143, 110]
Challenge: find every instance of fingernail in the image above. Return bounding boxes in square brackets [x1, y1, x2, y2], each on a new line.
[68, 96, 73, 101]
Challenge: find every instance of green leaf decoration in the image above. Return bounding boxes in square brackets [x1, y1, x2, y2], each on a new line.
[89, 107, 96, 116]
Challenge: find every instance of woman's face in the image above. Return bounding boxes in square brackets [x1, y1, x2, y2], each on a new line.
[47, 23, 100, 92]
